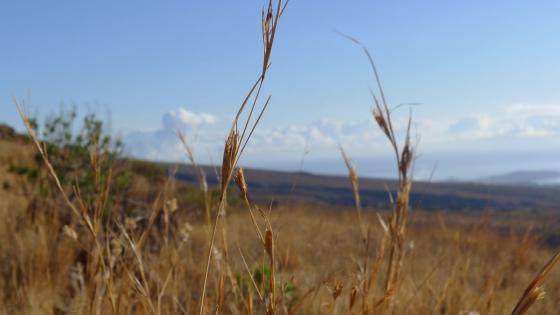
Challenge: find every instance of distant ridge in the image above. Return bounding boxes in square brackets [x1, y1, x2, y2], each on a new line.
[3, 120, 557, 212]
[160, 162, 560, 212]
[478, 170, 560, 186]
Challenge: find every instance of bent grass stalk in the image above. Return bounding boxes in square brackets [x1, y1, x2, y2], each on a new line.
[177, 130, 212, 230]
[340, 34, 415, 314]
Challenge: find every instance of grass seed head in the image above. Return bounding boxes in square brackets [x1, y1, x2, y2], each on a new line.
[373, 108, 391, 139]
[235, 168, 248, 197]
[265, 229, 273, 257]
[221, 129, 240, 194]
[349, 286, 358, 309]
[332, 281, 343, 300]
[62, 225, 78, 241]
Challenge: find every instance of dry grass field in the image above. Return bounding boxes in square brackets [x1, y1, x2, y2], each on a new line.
[2, 163, 560, 314]
[2, 1, 560, 314]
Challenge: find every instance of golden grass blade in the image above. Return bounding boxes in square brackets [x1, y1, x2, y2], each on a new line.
[198, 2, 287, 313]
[511, 251, 560, 315]
[339, 146, 367, 240]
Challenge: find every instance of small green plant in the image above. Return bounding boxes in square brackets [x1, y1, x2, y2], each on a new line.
[283, 280, 298, 308]
[235, 263, 299, 308]
[253, 264, 272, 287]
[8, 164, 39, 180]
[11, 107, 131, 218]
[40, 108, 126, 196]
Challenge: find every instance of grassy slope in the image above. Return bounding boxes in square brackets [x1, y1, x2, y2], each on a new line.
[2, 132, 560, 314]
[0, 139, 34, 214]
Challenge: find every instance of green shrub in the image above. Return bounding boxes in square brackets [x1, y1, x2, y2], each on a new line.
[11, 107, 131, 217]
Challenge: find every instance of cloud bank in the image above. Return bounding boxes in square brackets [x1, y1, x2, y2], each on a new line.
[447, 104, 560, 141]
[125, 104, 560, 178]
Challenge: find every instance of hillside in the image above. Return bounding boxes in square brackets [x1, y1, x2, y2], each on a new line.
[2, 121, 559, 213]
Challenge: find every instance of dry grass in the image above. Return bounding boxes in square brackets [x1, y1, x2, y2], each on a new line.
[2, 189, 560, 314]
[2, 1, 560, 314]
[197, 1, 288, 313]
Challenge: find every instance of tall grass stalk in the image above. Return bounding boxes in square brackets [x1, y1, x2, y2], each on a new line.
[198, 1, 288, 313]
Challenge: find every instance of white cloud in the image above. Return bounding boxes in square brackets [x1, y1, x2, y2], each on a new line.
[442, 104, 560, 143]
[126, 108, 221, 161]
[163, 109, 217, 129]
[243, 119, 383, 160]
[124, 103, 560, 168]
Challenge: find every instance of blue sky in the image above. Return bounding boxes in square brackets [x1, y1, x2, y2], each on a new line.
[2, 1, 560, 179]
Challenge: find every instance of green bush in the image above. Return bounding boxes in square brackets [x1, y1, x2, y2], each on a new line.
[11, 107, 131, 217]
